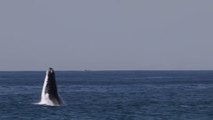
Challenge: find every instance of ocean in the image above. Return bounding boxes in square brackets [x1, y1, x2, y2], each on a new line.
[0, 71, 213, 120]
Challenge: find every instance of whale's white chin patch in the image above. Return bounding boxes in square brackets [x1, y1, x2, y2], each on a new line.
[38, 94, 58, 106]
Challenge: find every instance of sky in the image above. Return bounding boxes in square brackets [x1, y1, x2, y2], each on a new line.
[0, 0, 213, 71]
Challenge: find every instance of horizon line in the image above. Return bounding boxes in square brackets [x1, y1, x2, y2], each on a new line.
[0, 69, 213, 72]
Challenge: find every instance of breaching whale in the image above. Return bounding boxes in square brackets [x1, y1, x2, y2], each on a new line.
[39, 68, 63, 106]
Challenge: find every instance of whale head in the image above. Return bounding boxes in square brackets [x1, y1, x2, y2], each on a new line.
[39, 68, 63, 106]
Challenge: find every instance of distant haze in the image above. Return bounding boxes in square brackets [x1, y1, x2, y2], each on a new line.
[0, 0, 213, 71]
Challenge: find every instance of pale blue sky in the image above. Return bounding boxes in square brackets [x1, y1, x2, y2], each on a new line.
[0, 0, 213, 70]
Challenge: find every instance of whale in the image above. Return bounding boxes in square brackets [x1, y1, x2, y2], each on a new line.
[39, 68, 63, 106]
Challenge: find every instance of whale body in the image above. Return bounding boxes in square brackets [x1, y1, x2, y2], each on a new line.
[39, 68, 63, 106]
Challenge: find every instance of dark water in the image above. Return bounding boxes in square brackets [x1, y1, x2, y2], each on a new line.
[1, 71, 213, 120]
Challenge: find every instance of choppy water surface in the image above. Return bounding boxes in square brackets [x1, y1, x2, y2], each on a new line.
[1, 71, 213, 120]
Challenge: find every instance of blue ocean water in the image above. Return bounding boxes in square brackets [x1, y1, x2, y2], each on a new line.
[1, 71, 213, 120]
